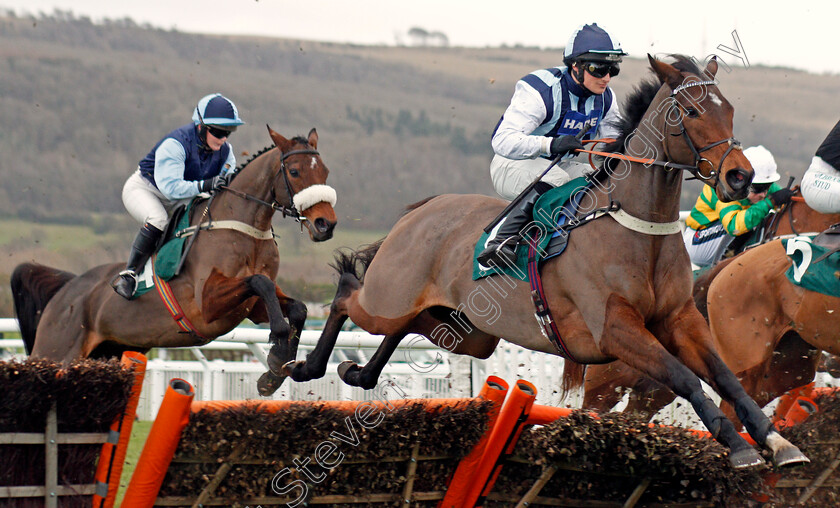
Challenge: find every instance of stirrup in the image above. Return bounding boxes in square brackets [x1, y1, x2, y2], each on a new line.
[111, 270, 138, 299]
[478, 236, 519, 267]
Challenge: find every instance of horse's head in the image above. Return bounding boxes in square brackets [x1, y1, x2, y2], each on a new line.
[267, 126, 338, 241]
[648, 55, 753, 201]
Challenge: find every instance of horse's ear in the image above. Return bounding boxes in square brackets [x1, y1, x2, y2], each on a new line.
[307, 128, 318, 149]
[267, 124, 291, 151]
[648, 54, 683, 89]
[704, 56, 719, 78]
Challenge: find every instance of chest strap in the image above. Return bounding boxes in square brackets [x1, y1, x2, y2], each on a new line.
[608, 208, 682, 235]
[176, 220, 274, 240]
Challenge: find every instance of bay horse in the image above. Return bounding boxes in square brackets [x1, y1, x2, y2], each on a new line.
[283, 55, 807, 468]
[583, 195, 840, 420]
[12, 126, 337, 395]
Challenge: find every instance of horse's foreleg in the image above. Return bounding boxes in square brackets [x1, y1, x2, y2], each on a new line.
[599, 294, 763, 468]
[666, 301, 808, 467]
[338, 332, 408, 390]
[285, 271, 358, 382]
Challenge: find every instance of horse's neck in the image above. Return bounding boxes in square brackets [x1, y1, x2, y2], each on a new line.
[215, 151, 285, 230]
[792, 202, 840, 233]
[609, 132, 683, 223]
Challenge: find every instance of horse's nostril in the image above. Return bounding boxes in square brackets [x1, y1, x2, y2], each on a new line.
[314, 218, 331, 233]
[726, 168, 750, 191]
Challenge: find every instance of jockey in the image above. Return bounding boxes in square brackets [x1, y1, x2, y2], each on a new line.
[478, 23, 626, 267]
[111, 93, 245, 299]
[801, 119, 840, 215]
[683, 145, 793, 268]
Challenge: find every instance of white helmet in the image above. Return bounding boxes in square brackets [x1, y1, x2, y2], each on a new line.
[744, 145, 780, 184]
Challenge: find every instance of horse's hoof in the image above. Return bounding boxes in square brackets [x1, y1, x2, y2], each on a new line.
[729, 447, 765, 469]
[774, 445, 810, 468]
[281, 360, 302, 378]
[257, 371, 286, 397]
[337, 360, 359, 382]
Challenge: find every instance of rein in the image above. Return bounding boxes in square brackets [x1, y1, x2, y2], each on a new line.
[218, 148, 321, 223]
[576, 80, 742, 189]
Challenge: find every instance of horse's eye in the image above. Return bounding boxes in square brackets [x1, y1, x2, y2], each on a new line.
[685, 107, 700, 118]
[289, 169, 300, 178]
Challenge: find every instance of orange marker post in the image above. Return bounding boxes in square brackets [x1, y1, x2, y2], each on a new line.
[92, 351, 147, 508]
[121, 378, 195, 508]
[439, 376, 509, 508]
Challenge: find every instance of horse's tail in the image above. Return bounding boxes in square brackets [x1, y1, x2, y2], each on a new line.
[692, 256, 737, 321]
[561, 360, 587, 397]
[330, 240, 385, 283]
[10, 263, 76, 355]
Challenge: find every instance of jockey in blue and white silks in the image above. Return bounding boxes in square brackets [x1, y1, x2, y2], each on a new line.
[112, 93, 245, 300]
[478, 23, 625, 268]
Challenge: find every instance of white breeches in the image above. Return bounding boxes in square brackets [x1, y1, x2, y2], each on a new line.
[122, 170, 190, 230]
[489, 154, 595, 200]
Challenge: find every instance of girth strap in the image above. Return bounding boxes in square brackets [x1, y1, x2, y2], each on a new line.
[526, 242, 578, 362]
[152, 254, 206, 338]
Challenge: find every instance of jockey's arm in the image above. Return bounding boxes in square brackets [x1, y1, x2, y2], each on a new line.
[718, 182, 782, 236]
[491, 81, 552, 159]
[153, 139, 198, 200]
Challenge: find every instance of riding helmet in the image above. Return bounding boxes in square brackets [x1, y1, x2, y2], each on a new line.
[192, 93, 245, 130]
[563, 23, 627, 66]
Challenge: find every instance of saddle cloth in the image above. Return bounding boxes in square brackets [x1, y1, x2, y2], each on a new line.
[132, 201, 195, 299]
[472, 178, 593, 281]
[783, 236, 840, 298]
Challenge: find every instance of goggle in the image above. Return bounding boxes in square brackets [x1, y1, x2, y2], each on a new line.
[581, 61, 620, 78]
[749, 182, 772, 193]
[207, 125, 234, 139]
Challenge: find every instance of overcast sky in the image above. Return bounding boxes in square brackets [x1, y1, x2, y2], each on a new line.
[1, 0, 837, 75]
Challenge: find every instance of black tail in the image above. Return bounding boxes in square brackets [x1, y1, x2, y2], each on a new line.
[330, 240, 384, 282]
[11, 263, 76, 355]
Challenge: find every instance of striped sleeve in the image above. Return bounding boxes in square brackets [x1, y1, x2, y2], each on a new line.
[685, 185, 719, 230]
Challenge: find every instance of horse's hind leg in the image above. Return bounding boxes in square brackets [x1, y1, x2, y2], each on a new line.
[665, 301, 808, 467]
[285, 271, 358, 382]
[338, 332, 408, 390]
[599, 295, 763, 468]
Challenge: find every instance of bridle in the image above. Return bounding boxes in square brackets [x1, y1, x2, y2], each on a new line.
[220, 147, 320, 223]
[665, 80, 742, 188]
[578, 79, 743, 189]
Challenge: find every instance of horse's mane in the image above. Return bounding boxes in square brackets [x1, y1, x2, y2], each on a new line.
[235, 136, 311, 172]
[604, 55, 703, 156]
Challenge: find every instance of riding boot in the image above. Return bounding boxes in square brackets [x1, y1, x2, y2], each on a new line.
[478, 182, 553, 268]
[111, 223, 163, 299]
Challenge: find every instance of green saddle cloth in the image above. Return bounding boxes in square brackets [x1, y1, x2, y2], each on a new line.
[132, 202, 195, 299]
[783, 237, 840, 298]
[472, 178, 590, 281]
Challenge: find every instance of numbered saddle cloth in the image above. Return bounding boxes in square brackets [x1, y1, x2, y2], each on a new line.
[783, 236, 840, 298]
[472, 178, 592, 281]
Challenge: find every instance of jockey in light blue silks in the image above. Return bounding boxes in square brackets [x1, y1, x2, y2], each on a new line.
[111, 93, 245, 299]
[478, 23, 626, 267]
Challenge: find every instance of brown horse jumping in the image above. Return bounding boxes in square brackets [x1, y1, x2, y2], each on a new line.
[12, 127, 337, 395]
[283, 55, 807, 468]
[584, 196, 840, 419]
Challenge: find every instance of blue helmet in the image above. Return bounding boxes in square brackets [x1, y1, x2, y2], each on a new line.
[192, 93, 245, 130]
[563, 23, 626, 66]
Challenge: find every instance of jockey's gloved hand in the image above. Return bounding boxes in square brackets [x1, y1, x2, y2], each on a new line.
[550, 135, 585, 157]
[198, 172, 232, 193]
[769, 188, 794, 207]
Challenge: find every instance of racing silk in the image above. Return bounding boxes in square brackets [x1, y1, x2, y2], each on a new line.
[685, 183, 782, 236]
[491, 67, 621, 160]
[802, 119, 840, 213]
[138, 123, 235, 200]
